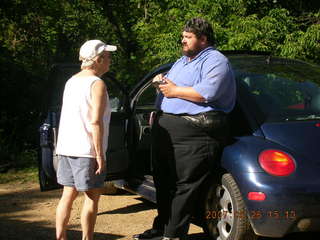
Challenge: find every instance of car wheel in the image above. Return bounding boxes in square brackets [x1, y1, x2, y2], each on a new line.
[204, 173, 257, 240]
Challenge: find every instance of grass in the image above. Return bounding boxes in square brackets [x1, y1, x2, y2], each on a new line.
[0, 149, 38, 184]
[0, 166, 38, 184]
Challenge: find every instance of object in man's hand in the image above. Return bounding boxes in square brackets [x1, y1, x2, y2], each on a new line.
[152, 75, 166, 89]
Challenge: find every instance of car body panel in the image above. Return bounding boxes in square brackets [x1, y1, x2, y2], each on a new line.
[261, 122, 320, 173]
[235, 172, 320, 237]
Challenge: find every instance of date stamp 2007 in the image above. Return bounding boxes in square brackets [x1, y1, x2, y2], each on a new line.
[206, 210, 297, 220]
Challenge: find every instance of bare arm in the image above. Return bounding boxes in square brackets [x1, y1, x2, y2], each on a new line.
[158, 76, 206, 102]
[91, 80, 107, 175]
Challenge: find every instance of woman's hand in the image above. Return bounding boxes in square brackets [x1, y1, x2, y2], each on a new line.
[95, 156, 105, 175]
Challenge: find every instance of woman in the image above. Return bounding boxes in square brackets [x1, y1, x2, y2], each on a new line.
[55, 40, 116, 240]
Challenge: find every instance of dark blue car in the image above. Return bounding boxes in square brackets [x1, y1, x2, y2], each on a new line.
[38, 52, 320, 240]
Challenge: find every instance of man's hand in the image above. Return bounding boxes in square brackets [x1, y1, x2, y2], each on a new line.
[158, 77, 206, 102]
[158, 77, 178, 98]
[95, 156, 105, 175]
[152, 73, 166, 90]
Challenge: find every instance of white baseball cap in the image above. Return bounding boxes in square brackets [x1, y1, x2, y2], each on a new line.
[79, 40, 117, 62]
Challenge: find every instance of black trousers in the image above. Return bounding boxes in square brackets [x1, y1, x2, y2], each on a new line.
[151, 112, 228, 238]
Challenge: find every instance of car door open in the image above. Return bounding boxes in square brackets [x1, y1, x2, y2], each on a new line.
[38, 64, 130, 191]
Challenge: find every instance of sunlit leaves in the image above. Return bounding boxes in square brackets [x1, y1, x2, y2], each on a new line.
[281, 23, 320, 63]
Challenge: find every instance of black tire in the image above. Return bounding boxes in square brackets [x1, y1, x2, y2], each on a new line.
[204, 173, 257, 240]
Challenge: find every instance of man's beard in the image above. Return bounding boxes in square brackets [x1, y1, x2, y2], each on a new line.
[182, 45, 203, 58]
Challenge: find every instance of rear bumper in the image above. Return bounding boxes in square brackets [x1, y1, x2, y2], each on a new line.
[236, 173, 320, 237]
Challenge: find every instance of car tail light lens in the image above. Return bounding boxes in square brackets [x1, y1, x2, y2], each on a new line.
[259, 150, 295, 176]
[248, 192, 266, 201]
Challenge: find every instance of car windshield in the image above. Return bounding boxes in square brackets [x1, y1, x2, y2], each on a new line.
[230, 55, 320, 123]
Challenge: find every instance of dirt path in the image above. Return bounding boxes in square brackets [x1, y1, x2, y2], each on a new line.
[0, 182, 204, 240]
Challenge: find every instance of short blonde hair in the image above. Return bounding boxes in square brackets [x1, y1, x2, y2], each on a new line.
[80, 58, 96, 69]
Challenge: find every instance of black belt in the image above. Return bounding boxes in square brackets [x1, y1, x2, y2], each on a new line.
[162, 110, 226, 117]
[162, 111, 227, 130]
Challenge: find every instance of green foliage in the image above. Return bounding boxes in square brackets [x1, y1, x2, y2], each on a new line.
[281, 23, 320, 63]
[0, 0, 118, 74]
[224, 8, 296, 51]
[1, 0, 319, 82]
[133, 0, 320, 68]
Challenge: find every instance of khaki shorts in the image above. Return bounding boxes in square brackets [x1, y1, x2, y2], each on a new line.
[57, 155, 106, 191]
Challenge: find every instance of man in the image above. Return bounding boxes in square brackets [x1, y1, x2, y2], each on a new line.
[55, 40, 116, 240]
[133, 18, 236, 240]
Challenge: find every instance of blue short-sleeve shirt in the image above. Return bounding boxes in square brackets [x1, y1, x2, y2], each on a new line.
[157, 47, 236, 114]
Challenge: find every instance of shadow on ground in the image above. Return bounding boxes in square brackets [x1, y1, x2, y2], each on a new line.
[0, 218, 123, 240]
[0, 184, 154, 239]
[99, 201, 155, 215]
[0, 185, 123, 239]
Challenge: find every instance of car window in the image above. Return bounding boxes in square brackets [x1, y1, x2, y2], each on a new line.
[235, 61, 320, 122]
[105, 79, 125, 112]
[230, 55, 320, 122]
[109, 96, 121, 112]
[135, 82, 158, 108]
[134, 70, 169, 109]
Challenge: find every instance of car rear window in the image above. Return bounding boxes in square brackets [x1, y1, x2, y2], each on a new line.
[230, 55, 320, 122]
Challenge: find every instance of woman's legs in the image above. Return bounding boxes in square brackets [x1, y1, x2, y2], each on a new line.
[81, 188, 101, 240]
[56, 186, 79, 240]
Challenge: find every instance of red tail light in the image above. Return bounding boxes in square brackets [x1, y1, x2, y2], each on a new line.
[248, 192, 266, 201]
[259, 150, 296, 176]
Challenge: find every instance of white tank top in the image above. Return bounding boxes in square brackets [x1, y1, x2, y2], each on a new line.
[56, 75, 111, 158]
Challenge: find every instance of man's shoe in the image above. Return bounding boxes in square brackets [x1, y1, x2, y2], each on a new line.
[162, 237, 180, 240]
[133, 229, 163, 239]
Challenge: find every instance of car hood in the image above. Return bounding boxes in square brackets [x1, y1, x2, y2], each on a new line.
[260, 121, 320, 173]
